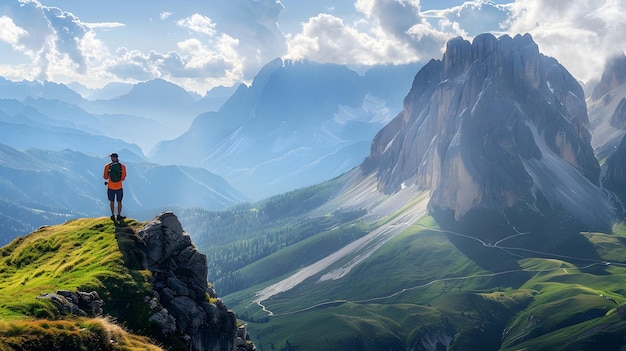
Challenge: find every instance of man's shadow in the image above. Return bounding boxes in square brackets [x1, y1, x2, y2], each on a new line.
[113, 220, 147, 270]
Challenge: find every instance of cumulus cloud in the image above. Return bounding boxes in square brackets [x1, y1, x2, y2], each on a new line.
[504, 0, 626, 83]
[0, 15, 27, 45]
[0, 0, 104, 81]
[421, 0, 511, 37]
[2, 0, 621, 93]
[85, 22, 125, 29]
[285, 13, 417, 65]
[285, 0, 449, 66]
[177, 14, 217, 36]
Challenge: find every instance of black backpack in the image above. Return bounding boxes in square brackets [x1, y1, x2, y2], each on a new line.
[108, 162, 122, 182]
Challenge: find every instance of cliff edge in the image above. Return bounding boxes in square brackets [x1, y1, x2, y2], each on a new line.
[0, 213, 254, 351]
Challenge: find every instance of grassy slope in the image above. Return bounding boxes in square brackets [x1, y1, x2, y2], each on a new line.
[0, 217, 163, 350]
[223, 209, 626, 350]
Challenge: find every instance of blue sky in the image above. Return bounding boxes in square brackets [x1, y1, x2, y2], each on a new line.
[0, 0, 623, 94]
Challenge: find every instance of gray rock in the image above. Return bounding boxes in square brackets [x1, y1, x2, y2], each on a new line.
[138, 211, 243, 351]
[362, 33, 615, 238]
[38, 290, 103, 317]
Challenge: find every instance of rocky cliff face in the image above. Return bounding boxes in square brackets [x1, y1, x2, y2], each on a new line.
[362, 33, 614, 238]
[602, 135, 626, 217]
[591, 53, 626, 101]
[137, 212, 254, 351]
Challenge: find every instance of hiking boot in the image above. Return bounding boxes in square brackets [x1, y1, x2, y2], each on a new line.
[110, 215, 116, 221]
[117, 215, 126, 221]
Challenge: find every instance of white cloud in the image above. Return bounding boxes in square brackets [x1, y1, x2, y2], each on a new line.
[285, 13, 417, 65]
[85, 22, 125, 29]
[1, 0, 623, 93]
[285, 0, 447, 66]
[421, 0, 511, 37]
[177, 14, 217, 36]
[504, 0, 626, 82]
[0, 15, 27, 45]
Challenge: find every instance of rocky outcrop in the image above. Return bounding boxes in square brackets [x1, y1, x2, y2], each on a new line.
[137, 211, 254, 351]
[610, 98, 626, 129]
[362, 33, 614, 238]
[39, 290, 104, 317]
[602, 134, 626, 218]
[591, 53, 626, 101]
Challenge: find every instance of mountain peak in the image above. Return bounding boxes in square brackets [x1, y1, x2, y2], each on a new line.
[591, 52, 626, 100]
[362, 33, 613, 239]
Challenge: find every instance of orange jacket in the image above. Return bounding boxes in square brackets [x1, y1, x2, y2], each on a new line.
[103, 162, 126, 190]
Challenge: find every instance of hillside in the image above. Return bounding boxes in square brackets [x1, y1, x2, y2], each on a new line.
[176, 33, 626, 350]
[179, 182, 626, 351]
[0, 213, 254, 351]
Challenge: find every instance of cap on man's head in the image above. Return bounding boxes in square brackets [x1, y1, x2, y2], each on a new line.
[110, 153, 118, 158]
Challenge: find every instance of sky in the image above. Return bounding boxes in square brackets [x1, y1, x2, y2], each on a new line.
[0, 0, 624, 95]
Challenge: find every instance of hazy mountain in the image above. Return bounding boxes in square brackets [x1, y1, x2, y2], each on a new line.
[588, 52, 626, 160]
[176, 34, 626, 350]
[84, 81, 134, 100]
[0, 97, 146, 158]
[152, 58, 421, 200]
[185, 84, 240, 117]
[81, 78, 202, 139]
[0, 77, 84, 105]
[0, 144, 246, 244]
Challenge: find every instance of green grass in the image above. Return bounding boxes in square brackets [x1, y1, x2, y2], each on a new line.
[248, 302, 452, 351]
[0, 317, 164, 351]
[0, 217, 162, 350]
[223, 212, 626, 350]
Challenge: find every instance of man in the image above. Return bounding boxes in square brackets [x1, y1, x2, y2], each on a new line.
[103, 153, 127, 221]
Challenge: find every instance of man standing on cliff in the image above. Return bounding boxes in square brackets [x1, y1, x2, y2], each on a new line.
[103, 152, 127, 221]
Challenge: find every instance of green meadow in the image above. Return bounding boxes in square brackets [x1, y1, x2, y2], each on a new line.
[221, 212, 626, 351]
[0, 217, 163, 350]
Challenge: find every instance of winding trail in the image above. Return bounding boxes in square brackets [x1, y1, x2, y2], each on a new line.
[255, 224, 625, 317]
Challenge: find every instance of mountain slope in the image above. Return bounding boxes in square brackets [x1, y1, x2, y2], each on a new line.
[177, 34, 626, 350]
[151, 59, 420, 200]
[181, 181, 626, 351]
[0, 213, 253, 351]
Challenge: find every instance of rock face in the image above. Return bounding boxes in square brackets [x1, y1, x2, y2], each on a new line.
[362, 33, 614, 238]
[602, 134, 626, 217]
[591, 53, 626, 101]
[138, 211, 253, 351]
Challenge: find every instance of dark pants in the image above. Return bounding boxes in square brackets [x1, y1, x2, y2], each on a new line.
[107, 188, 123, 202]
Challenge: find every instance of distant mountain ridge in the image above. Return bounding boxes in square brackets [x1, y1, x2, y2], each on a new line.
[0, 144, 246, 244]
[152, 58, 420, 199]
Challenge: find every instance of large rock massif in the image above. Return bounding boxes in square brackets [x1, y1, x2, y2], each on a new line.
[362, 33, 614, 239]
